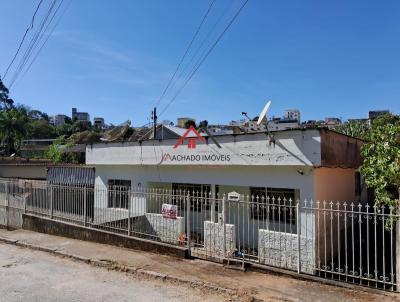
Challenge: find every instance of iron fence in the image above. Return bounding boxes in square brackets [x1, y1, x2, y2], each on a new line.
[0, 178, 398, 291]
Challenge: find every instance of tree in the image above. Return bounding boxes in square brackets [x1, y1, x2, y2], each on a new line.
[0, 78, 14, 110]
[335, 120, 369, 140]
[0, 107, 30, 155]
[28, 109, 49, 121]
[27, 119, 56, 139]
[55, 123, 73, 137]
[360, 114, 400, 207]
[46, 136, 81, 164]
[71, 120, 91, 133]
[46, 138, 64, 164]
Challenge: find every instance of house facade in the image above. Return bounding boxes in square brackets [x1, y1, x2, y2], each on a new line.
[86, 128, 363, 202]
[85, 128, 364, 272]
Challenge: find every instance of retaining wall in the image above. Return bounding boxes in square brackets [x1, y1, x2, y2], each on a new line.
[22, 214, 189, 258]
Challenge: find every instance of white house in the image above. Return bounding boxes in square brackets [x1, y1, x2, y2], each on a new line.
[85, 128, 364, 272]
[87, 128, 362, 201]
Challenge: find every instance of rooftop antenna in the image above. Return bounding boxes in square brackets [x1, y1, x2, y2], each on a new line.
[241, 112, 251, 121]
[257, 100, 272, 125]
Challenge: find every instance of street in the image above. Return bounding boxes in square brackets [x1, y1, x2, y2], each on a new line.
[0, 243, 230, 302]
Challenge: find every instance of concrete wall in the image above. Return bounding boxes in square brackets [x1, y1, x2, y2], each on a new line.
[86, 129, 322, 167]
[259, 230, 314, 274]
[204, 221, 236, 257]
[0, 165, 47, 180]
[144, 213, 185, 244]
[314, 167, 357, 203]
[22, 214, 189, 258]
[313, 167, 358, 268]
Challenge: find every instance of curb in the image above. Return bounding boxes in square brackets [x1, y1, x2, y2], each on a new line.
[0, 236, 260, 302]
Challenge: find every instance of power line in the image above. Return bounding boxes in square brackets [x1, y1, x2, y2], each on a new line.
[164, 0, 236, 103]
[158, 0, 250, 118]
[136, 0, 248, 142]
[133, 0, 217, 143]
[154, 0, 216, 109]
[19, 0, 72, 84]
[9, 0, 59, 89]
[2, 0, 44, 80]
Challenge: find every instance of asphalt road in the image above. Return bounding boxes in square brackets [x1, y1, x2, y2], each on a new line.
[0, 243, 229, 302]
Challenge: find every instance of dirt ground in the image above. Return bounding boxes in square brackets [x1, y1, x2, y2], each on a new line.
[0, 229, 398, 302]
[0, 243, 237, 302]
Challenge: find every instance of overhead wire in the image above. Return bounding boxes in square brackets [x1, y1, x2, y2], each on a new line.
[157, 0, 250, 118]
[19, 0, 72, 83]
[165, 0, 236, 100]
[135, 0, 249, 143]
[154, 0, 217, 109]
[134, 0, 219, 142]
[2, 0, 45, 80]
[9, 0, 59, 89]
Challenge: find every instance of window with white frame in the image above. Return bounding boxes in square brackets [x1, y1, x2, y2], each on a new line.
[108, 179, 131, 209]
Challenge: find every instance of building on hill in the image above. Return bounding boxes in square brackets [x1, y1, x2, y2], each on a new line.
[93, 117, 105, 129]
[324, 117, 342, 129]
[72, 108, 90, 122]
[283, 109, 301, 123]
[50, 114, 68, 126]
[368, 110, 390, 120]
[177, 117, 195, 128]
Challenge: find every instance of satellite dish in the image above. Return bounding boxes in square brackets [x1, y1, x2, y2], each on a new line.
[257, 101, 272, 125]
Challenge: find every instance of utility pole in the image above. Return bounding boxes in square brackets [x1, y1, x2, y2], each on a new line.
[152, 107, 157, 140]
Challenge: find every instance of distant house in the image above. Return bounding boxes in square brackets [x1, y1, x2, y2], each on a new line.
[283, 109, 301, 123]
[368, 110, 390, 120]
[72, 108, 90, 122]
[93, 117, 105, 129]
[324, 117, 342, 129]
[50, 114, 68, 126]
[177, 117, 195, 128]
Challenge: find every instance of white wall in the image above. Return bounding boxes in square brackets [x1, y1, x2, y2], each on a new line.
[86, 129, 322, 167]
[94, 165, 315, 200]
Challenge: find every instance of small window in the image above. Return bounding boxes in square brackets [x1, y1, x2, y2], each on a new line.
[172, 183, 211, 212]
[108, 179, 131, 209]
[250, 187, 296, 225]
[250, 187, 266, 219]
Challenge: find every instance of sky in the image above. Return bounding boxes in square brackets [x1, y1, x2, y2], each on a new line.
[0, 0, 399, 126]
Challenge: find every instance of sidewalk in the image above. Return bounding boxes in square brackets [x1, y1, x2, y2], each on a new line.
[0, 228, 397, 302]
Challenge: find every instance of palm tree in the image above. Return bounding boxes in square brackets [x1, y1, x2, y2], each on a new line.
[0, 107, 29, 155]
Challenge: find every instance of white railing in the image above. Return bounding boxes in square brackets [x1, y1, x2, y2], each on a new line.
[0, 178, 398, 291]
